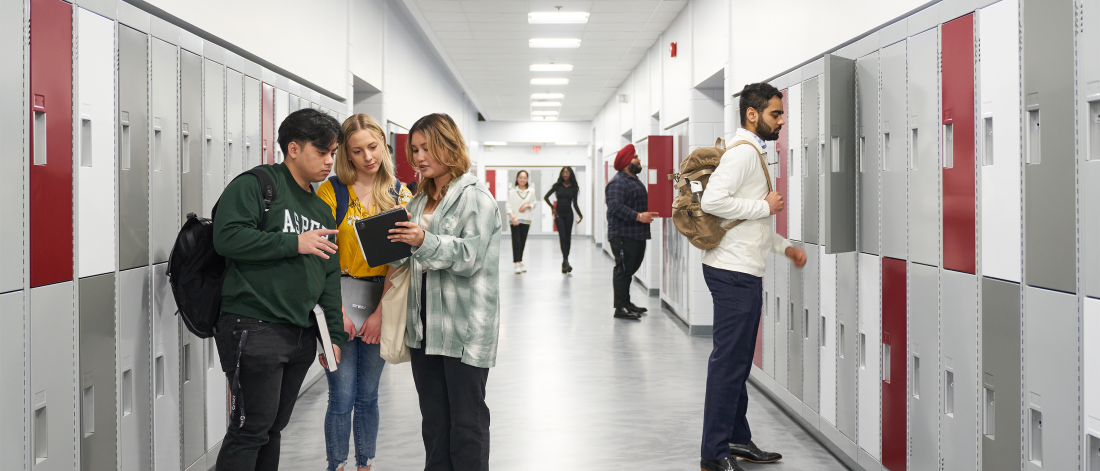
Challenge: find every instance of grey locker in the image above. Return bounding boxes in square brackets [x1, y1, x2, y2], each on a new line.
[789, 243, 805, 400]
[802, 77, 821, 245]
[151, 38, 180, 264]
[30, 282, 77, 471]
[836, 252, 858, 440]
[942, 270, 979, 470]
[1083, 0, 1100, 299]
[243, 77, 261, 170]
[822, 54, 857, 254]
[203, 59, 226, 217]
[181, 327, 206, 469]
[910, 263, 940, 471]
[907, 28, 940, 268]
[1023, 0, 1076, 294]
[226, 69, 244, 183]
[119, 267, 152, 471]
[118, 25, 150, 271]
[776, 255, 790, 388]
[982, 277, 1022, 471]
[880, 41, 908, 260]
[0, 0, 25, 294]
[803, 245, 820, 411]
[180, 50, 203, 220]
[1024, 286, 1080, 470]
[151, 263, 181, 471]
[0, 291, 26, 470]
[764, 253, 776, 378]
[79, 273, 117, 471]
[856, 52, 880, 255]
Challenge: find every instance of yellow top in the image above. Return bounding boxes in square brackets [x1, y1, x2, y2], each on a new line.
[317, 179, 414, 277]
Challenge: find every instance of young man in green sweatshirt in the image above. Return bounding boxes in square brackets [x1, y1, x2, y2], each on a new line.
[212, 108, 348, 471]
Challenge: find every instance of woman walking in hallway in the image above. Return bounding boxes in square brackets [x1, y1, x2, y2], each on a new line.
[317, 113, 412, 471]
[544, 166, 583, 273]
[506, 170, 537, 274]
[388, 113, 501, 471]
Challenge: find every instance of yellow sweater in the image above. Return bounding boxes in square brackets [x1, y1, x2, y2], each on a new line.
[317, 179, 413, 277]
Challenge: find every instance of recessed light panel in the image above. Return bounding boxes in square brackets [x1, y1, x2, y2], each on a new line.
[528, 11, 589, 24]
[531, 78, 569, 85]
[529, 38, 581, 48]
[531, 101, 561, 107]
[532, 93, 564, 99]
[530, 64, 573, 72]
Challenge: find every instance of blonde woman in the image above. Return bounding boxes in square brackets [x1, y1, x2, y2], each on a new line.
[505, 170, 537, 273]
[387, 113, 501, 471]
[316, 113, 412, 471]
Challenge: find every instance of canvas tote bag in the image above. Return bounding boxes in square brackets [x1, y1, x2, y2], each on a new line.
[379, 265, 412, 364]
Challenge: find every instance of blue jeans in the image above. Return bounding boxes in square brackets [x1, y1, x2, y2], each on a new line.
[325, 339, 386, 470]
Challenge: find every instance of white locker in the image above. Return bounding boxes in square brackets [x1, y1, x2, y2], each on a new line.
[764, 253, 776, 378]
[788, 83, 804, 241]
[243, 77, 261, 169]
[978, 0, 1022, 283]
[1085, 297, 1100, 445]
[76, 8, 116, 278]
[820, 248, 837, 426]
[150, 37, 180, 264]
[274, 88, 289, 163]
[30, 282, 77, 471]
[202, 59, 225, 217]
[1, 291, 26, 471]
[857, 253, 881, 460]
[206, 339, 227, 456]
[0, 0, 25, 294]
[225, 69, 244, 184]
[152, 264, 181, 471]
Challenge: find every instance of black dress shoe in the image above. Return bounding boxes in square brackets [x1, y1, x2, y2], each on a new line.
[700, 457, 744, 471]
[729, 441, 782, 463]
[627, 303, 648, 314]
[613, 307, 641, 320]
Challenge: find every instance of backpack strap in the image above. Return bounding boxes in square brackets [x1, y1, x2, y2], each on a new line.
[390, 179, 402, 202]
[725, 140, 773, 194]
[212, 167, 278, 227]
[328, 175, 350, 225]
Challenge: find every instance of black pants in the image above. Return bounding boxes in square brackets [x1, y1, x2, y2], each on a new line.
[510, 223, 530, 262]
[699, 265, 762, 460]
[213, 313, 317, 471]
[555, 212, 573, 259]
[609, 236, 646, 308]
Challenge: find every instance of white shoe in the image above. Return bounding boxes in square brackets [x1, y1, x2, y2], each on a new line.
[515, 264, 522, 274]
[521, 262, 527, 272]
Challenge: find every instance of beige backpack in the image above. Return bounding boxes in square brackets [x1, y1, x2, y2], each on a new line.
[670, 138, 773, 250]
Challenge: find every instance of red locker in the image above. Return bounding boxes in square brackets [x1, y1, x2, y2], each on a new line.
[753, 309, 764, 369]
[29, 0, 73, 287]
[881, 257, 907, 471]
[942, 14, 976, 274]
[647, 135, 674, 217]
[394, 133, 419, 183]
[484, 169, 496, 197]
[776, 90, 789, 238]
[262, 83, 274, 164]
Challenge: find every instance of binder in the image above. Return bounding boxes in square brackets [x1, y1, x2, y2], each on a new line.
[313, 307, 338, 373]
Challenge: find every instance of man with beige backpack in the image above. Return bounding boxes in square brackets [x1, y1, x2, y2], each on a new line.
[695, 82, 806, 471]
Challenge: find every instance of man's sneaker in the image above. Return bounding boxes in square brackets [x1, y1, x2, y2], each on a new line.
[728, 441, 782, 463]
[700, 457, 744, 471]
[613, 307, 641, 320]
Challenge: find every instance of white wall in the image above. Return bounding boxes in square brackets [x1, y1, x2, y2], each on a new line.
[479, 146, 590, 168]
[477, 121, 590, 144]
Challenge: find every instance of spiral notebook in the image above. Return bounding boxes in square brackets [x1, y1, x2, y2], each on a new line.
[353, 207, 412, 267]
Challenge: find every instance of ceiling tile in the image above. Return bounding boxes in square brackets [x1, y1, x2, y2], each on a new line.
[425, 11, 467, 22]
[588, 12, 654, 23]
[436, 30, 476, 40]
[472, 31, 530, 40]
[460, 0, 527, 13]
[590, 1, 659, 13]
[417, 0, 464, 12]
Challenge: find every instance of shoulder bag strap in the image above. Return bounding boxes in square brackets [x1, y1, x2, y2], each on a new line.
[327, 175, 349, 225]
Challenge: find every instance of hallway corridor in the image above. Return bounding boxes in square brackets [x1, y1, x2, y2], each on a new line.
[280, 237, 848, 470]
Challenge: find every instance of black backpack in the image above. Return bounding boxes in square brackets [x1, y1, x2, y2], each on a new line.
[167, 167, 277, 338]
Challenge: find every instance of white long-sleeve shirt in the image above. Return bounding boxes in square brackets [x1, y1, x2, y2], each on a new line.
[505, 186, 538, 224]
[699, 127, 791, 277]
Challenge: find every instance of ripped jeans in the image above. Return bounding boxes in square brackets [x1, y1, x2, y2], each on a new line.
[325, 339, 386, 470]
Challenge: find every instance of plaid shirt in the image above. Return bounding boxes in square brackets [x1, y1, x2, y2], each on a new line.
[605, 170, 650, 240]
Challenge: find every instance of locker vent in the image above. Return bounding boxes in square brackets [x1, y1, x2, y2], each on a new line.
[81, 119, 93, 167]
[82, 386, 94, 437]
[984, 387, 995, 439]
[982, 117, 994, 166]
[804, 309, 810, 339]
[789, 303, 794, 332]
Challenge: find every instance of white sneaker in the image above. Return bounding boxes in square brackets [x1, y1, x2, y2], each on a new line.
[521, 262, 527, 272]
[515, 264, 522, 274]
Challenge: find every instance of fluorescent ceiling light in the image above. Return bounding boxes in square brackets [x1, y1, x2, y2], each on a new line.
[531, 101, 561, 107]
[555, 141, 578, 145]
[532, 93, 564, 99]
[529, 38, 581, 48]
[531, 78, 569, 85]
[528, 11, 589, 24]
[532, 110, 559, 116]
[530, 64, 573, 72]
[484, 141, 508, 146]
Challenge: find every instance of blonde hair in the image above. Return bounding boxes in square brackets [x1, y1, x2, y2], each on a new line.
[406, 113, 470, 203]
[336, 114, 399, 211]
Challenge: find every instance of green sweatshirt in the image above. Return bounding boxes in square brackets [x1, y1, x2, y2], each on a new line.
[213, 163, 346, 348]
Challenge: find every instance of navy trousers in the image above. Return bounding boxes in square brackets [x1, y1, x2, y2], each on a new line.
[700, 264, 763, 460]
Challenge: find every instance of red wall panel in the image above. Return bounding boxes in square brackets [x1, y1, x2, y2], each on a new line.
[942, 14, 976, 274]
[647, 135, 674, 217]
[484, 169, 496, 198]
[394, 133, 419, 183]
[262, 83, 274, 164]
[776, 90, 789, 238]
[29, 0, 74, 287]
[881, 256, 907, 471]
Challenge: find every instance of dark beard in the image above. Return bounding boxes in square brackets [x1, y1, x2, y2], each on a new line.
[756, 120, 781, 141]
[628, 162, 642, 174]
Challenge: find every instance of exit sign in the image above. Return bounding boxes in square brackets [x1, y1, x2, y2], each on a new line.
[531, 145, 541, 154]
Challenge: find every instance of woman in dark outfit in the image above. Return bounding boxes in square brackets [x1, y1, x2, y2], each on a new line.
[544, 166, 583, 273]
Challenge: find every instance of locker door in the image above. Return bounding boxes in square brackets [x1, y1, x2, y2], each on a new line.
[205, 336, 227, 458]
[822, 54, 856, 254]
[274, 88, 289, 164]
[909, 262, 939, 471]
[788, 245, 805, 400]
[856, 52, 880, 255]
[30, 282, 77, 471]
[881, 257, 906, 471]
[942, 14, 976, 274]
[775, 254, 790, 388]
[225, 70, 244, 184]
[0, 292, 27, 469]
[119, 267, 152, 471]
[151, 264, 180, 471]
[942, 270, 978, 470]
[1024, 287, 1080, 470]
[820, 249, 838, 426]
[881, 40, 907, 260]
[907, 28, 941, 268]
[244, 77, 262, 169]
[982, 277, 1022, 471]
[76, 8, 116, 278]
[151, 38, 180, 264]
[788, 84, 803, 241]
[803, 245, 820, 411]
[978, 0, 1022, 283]
[857, 253, 882, 459]
[647, 135, 673, 218]
[802, 77, 821, 245]
[28, 0, 73, 288]
[180, 327, 205, 469]
[776, 91, 789, 238]
[1023, 0, 1076, 293]
[764, 254, 776, 378]
[202, 60, 225, 217]
[1085, 298, 1099, 447]
[395, 133, 418, 183]
[0, 0, 25, 293]
[118, 25, 150, 272]
[1080, 0, 1100, 298]
[837, 252, 858, 440]
[79, 273, 117, 471]
[180, 50, 203, 220]
[262, 83, 274, 165]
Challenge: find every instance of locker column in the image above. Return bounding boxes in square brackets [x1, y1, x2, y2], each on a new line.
[821, 54, 856, 254]
[880, 40, 907, 261]
[880, 257, 906, 471]
[274, 87, 289, 163]
[835, 252, 858, 446]
[1081, 0, 1100, 465]
[801, 74, 821, 245]
[262, 83, 274, 165]
[982, 278, 1022, 471]
[787, 82, 803, 241]
[1024, 287, 1080, 470]
[243, 74, 262, 169]
[941, 14, 976, 274]
[907, 27, 940, 268]
[225, 58, 245, 182]
[909, 262, 938, 471]
[857, 253, 882, 465]
[856, 51, 880, 256]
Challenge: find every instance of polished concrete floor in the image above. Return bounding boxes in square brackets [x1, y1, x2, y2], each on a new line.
[281, 237, 849, 470]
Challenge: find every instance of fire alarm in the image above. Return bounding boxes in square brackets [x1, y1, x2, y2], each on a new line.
[670, 42, 677, 57]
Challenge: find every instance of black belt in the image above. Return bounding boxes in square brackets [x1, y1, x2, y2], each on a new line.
[342, 274, 385, 284]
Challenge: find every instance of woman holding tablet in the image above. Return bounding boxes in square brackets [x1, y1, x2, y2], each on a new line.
[317, 113, 411, 471]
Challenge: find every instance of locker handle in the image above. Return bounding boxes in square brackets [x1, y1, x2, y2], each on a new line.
[945, 370, 955, 417]
[882, 343, 890, 383]
[984, 387, 995, 439]
[1088, 101, 1099, 162]
[80, 117, 93, 168]
[788, 149, 794, 177]
[82, 385, 94, 438]
[912, 355, 920, 398]
[33, 110, 47, 166]
[153, 127, 162, 172]
[155, 355, 165, 398]
[882, 133, 890, 172]
[982, 117, 994, 166]
[34, 404, 48, 463]
[857, 137, 865, 173]
[830, 137, 841, 173]
[122, 368, 133, 417]
[942, 123, 954, 169]
[121, 112, 132, 170]
[1030, 409, 1043, 465]
[1026, 110, 1041, 164]
[909, 128, 918, 170]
